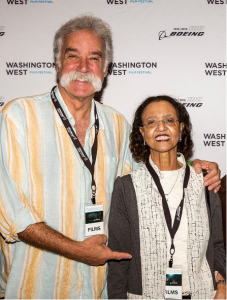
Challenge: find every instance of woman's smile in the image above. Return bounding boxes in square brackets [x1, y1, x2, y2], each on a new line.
[155, 134, 170, 141]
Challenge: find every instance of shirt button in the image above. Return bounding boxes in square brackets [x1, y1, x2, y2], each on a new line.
[85, 195, 87, 199]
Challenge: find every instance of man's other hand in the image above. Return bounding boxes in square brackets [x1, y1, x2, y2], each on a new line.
[192, 159, 221, 193]
[78, 234, 132, 266]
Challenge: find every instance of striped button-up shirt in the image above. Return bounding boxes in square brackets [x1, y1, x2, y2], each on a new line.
[0, 86, 137, 299]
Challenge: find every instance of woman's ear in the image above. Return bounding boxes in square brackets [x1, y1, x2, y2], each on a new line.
[180, 122, 184, 134]
[139, 126, 145, 140]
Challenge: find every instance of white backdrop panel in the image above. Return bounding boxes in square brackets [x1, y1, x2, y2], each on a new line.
[0, 0, 226, 174]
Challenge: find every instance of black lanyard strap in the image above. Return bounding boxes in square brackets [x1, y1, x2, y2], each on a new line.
[146, 161, 190, 267]
[51, 86, 99, 204]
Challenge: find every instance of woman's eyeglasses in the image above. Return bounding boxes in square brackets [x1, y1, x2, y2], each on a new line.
[142, 118, 180, 129]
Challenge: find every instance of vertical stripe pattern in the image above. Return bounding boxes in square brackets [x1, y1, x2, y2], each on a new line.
[0, 88, 136, 299]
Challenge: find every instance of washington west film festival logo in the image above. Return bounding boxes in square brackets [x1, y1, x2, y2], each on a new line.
[108, 61, 157, 75]
[203, 133, 226, 147]
[6, 0, 28, 3]
[106, 0, 153, 4]
[207, 0, 225, 4]
[6, 0, 54, 4]
[205, 63, 226, 76]
[6, 62, 55, 75]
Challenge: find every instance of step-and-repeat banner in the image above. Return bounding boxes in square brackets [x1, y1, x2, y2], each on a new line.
[0, 0, 226, 174]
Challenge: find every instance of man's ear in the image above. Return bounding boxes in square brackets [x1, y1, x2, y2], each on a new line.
[104, 66, 108, 77]
[55, 60, 59, 73]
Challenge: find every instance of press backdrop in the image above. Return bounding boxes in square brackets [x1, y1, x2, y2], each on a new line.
[0, 0, 226, 174]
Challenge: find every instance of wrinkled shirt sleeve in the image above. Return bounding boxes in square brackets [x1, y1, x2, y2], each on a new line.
[0, 111, 45, 243]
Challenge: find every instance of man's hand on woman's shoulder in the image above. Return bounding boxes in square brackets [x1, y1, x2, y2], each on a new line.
[192, 159, 221, 193]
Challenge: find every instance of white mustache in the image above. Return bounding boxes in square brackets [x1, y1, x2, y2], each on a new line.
[60, 71, 102, 92]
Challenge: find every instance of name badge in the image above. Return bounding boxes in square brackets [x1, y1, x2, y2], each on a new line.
[165, 267, 182, 299]
[85, 205, 104, 237]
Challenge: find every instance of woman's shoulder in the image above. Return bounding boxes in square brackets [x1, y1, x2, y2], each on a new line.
[115, 172, 132, 185]
[115, 164, 146, 186]
[118, 164, 146, 179]
[187, 166, 221, 211]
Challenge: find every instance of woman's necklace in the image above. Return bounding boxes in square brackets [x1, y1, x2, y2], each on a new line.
[164, 169, 180, 201]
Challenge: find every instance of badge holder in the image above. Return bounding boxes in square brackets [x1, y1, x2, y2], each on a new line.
[165, 267, 182, 299]
[85, 205, 104, 237]
[145, 161, 190, 300]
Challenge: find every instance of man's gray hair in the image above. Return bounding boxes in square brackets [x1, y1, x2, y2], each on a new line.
[53, 15, 113, 69]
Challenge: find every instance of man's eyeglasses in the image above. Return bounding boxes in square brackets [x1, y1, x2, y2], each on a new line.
[142, 118, 180, 129]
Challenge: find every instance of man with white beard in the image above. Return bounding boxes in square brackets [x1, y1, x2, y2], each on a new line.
[0, 15, 221, 299]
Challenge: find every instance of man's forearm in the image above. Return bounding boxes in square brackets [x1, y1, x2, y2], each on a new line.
[18, 222, 81, 261]
[17, 222, 132, 266]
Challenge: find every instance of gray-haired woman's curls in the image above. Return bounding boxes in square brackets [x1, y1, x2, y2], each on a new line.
[130, 95, 194, 163]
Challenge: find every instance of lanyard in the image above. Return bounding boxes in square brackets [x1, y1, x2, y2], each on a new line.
[146, 161, 190, 267]
[51, 86, 99, 205]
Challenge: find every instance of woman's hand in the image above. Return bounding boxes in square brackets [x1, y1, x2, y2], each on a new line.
[214, 283, 226, 299]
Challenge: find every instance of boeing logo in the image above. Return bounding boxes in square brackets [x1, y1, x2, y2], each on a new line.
[158, 31, 170, 40]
